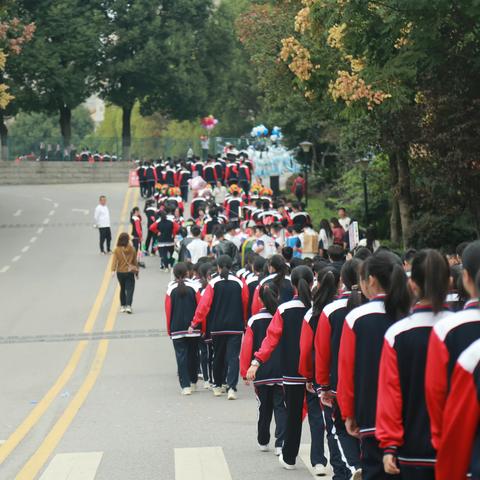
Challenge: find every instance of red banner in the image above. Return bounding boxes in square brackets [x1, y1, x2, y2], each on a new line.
[129, 169, 139, 187]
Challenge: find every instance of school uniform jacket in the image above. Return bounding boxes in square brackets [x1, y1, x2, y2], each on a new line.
[238, 164, 251, 183]
[376, 306, 451, 467]
[225, 197, 242, 220]
[246, 274, 259, 319]
[240, 309, 282, 386]
[435, 338, 480, 480]
[314, 294, 350, 393]
[202, 164, 217, 184]
[425, 299, 480, 450]
[190, 197, 206, 219]
[149, 218, 179, 246]
[298, 308, 320, 382]
[165, 280, 202, 339]
[251, 273, 294, 315]
[337, 296, 396, 437]
[130, 215, 142, 241]
[175, 169, 191, 188]
[191, 274, 249, 336]
[255, 298, 310, 385]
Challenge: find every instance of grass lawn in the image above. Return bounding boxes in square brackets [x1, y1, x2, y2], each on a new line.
[305, 193, 336, 225]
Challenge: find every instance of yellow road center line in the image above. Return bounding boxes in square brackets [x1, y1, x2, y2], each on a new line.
[0, 186, 133, 466]
[16, 187, 140, 479]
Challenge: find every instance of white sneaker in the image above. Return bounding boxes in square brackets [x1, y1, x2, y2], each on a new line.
[203, 381, 211, 390]
[274, 447, 282, 456]
[258, 444, 269, 452]
[125, 306, 132, 314]
[181, 387, 192, 396]
[120, 306, 126, 313]
[227, 388, 237, 400]
[313, 464, 327, 476]
[221, 384, 228, 393]
[212, 387, 223, 397]
[279, 454, 296, 470]
[190, 383, 197, 392]
[352, 468, 363, 480]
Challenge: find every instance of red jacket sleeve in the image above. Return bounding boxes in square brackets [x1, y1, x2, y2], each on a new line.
[242, 282, 250, 324]
[192, 284, 214, 333]
[376, 339, 404, 453]
[165, 293, 172, 336]
[172, 221, 180, 236]
[240, 326, 254, 378]
[134, 218, 142, 241]
[337, 320, 356, 420]
[246, 168, 251, 182]
[149, 221, 159, 235]
[255, 309, 283, 364]
[315, 311, 333, 389]
[298, 319, 314, 381]
[436, 363, 479, 480]
[153, 169, 158, 183]
[425, 329, 450, 450]
[251, 285, 262, 316]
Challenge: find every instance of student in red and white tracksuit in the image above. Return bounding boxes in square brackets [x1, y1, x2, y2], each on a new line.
[149, 210, 179, 270]
[337, 252, 411, 480]
[246, 266, 313, 470]
[376, 249, 451, 480]
[130, 207, 143, 252]
[190, 255, 249, 398]
[425, 240, 480, 452]
[312, 260, 364, 478]
[165, 263, 202, 394]
[435, 338, 480, 480]
[240, 282, 286, 454]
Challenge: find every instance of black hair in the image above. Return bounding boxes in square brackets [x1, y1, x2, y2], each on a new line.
[403, 248, 417, 264]
[328, 245, 345, 261]
[213, 225, 225, 239]
[312, 267, 339, 316]
[456, 241, 470, 258]
[290, 257, 304, 269]
[259, 282, 280, 316]
[253, 256, 267, 275]
[354, 246, 372, 261]
[343, 258, 367, 313]
[173, 262, 188, 296]
[198, 262, 212, 289]
[190, 225, 201, 237]
[360, 251, 410, 321]
[282, 246, 293, 262]
[217, 255, 232, 280]
[410, 249, 449, 313]
[225, 223, 236, 232]
[462, 241, 480, 282]
[269, 255, 289, 290]
[291, 265, 314, 306]
[330, 217, 341, 229]
[451, 264, 468, 305]
[319, 219, 333, 239]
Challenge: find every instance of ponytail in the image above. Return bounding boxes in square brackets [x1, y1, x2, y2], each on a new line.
[217, 255, 232, 280]
[269, 254, 288, 290]
[260, 283, 280, 316]
[411, 249, 449, 313]
[291, 265, 314, 307]
[361, 252, 410, 321]
[312, 268, 339, 316]
[343, 258, 367, 313]
[173, 262, 188, 297]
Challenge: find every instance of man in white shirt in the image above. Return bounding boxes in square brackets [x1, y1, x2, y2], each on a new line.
[338, 207, 351, 231]
[186, 225, 209, 263]
[94, 195, 111, 254]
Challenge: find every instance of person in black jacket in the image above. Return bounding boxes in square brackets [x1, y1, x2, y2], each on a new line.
[190, 255, 249, 400]
[212, 226, 240, 271]
[240, 282, 286, 456]
[165, 263, 201, 395]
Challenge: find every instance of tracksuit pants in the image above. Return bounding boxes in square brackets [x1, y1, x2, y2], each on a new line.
[99, 227, 111, 253]
[180, 185, 189, 202]
[117, 272, 135, 306]
[199, 338, 213, 383]
[173, 337, 199, 389]
[361, 436, 400, 480]
[158, 246, 174, 269]
[255, 385, 286, 448]
[306, 391, 327, 467]
[212, 334, 241, 390]
[282, 384, 305, 466]
[144, 229, 156, 253]
[399, 466, 434, 480]
[146, 180, 155, 197]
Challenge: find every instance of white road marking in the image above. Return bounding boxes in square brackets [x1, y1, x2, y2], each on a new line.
[13, 209, 22, 217]
[175, 447, 232, 480]
[299, 444, 333, 478]
[43, 218, 50, 225]
[0, 266, 10, 273]
[37, 227, 44, 234]
[39, 452, 103, 480]
[21, 246, 30, 253]
[30, 236, 37, 243]
[12, 256, 21, 263]
[72, 208, 90, 215]
[43, 197, 53, 202]
[54, 203, 59, 208]
[48, 209, 55, 216]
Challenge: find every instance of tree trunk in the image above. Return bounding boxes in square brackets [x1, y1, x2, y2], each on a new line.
[0, 113, 8, 161]
[59, 105, 72, 152]
[122, 104, 133, 161]
[397, 151, 413, 247]
[388, 155, 401, 245]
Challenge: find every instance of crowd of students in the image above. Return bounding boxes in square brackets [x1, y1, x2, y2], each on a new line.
[117, 154, 479, 480]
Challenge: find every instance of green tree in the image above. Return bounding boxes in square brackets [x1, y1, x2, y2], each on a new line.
[7, 0, 103, 150]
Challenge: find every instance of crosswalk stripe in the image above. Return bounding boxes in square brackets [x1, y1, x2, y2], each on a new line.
[38, 452, 103, 480]
[175, 447, 232, 480]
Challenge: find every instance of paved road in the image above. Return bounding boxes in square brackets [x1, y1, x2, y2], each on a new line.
[0, 184, 332, 480]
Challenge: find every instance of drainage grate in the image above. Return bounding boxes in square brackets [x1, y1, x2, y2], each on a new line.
[0, 328, 168, 344]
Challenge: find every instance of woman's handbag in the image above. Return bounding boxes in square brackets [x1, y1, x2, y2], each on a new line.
[122, 250, 139, 275]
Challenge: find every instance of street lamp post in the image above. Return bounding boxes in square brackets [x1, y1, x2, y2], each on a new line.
[356, 155, 372, 224]
[299, 141, 313, 208]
